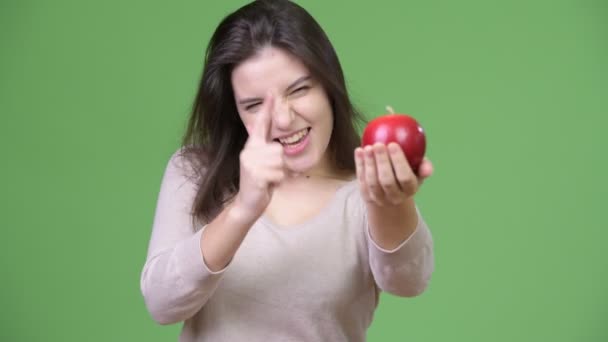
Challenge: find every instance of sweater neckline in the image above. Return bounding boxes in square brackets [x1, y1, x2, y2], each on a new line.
[258, 179, 358, 231]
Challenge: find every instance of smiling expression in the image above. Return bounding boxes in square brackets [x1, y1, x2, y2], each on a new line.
[231, 46, 334, 174]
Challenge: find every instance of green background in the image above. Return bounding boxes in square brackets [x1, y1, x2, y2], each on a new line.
[1, 0, 606, 340]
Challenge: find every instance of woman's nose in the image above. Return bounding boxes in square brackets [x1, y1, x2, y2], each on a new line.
[272, 97, 294, 129]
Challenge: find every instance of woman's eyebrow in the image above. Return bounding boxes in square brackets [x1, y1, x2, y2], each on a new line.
[285, 75, 311, 92]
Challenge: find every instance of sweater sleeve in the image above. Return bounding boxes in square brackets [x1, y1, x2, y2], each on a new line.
[140, 150, 226, 325]
[366, 206, 435, 297]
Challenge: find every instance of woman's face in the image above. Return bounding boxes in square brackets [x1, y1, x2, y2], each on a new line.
[231, 46, 334, 175]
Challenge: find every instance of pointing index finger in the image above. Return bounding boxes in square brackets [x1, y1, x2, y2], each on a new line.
[251, 92, 274, 142]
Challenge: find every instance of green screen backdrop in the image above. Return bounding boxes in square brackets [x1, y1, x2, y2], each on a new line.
[1, 0, 606, 341]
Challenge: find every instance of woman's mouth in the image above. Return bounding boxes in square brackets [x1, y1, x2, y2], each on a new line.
[276, 128, 310, 146]
[275, 128, 311, 156]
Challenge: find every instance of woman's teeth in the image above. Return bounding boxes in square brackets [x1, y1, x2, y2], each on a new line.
[279, 128, 308, 145]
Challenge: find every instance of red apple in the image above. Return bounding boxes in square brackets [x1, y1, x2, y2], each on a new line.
[362, 106, 426, 174]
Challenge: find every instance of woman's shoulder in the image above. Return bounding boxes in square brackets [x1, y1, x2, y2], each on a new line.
[333, 177, 366, 211]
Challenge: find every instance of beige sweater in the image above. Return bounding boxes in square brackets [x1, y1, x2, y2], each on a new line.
[140, 152, 434, 342]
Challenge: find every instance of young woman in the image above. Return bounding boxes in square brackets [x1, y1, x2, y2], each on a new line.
[141, 1, 435, 341]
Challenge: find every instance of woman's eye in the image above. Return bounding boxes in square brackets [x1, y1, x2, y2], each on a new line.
[291, 85, 310, 95]
[246, 103, 261, 111]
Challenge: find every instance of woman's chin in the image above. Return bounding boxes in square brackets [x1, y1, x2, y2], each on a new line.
[284, 149, 330, 177]
[285, 166, 311, 177]
[285, 160, 316, 176]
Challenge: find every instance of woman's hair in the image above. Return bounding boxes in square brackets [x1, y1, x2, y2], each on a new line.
[181, 0, 365, 225]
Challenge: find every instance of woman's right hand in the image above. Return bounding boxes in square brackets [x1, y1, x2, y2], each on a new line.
[235, 93, 286, 220]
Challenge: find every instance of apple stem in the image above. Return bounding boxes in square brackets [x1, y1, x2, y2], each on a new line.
[386, 106, 395, 114]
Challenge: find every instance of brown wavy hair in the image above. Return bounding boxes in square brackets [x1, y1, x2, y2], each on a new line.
[181, 0, 365, 225]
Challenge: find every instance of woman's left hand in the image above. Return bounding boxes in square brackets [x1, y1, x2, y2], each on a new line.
[355, 142, 433, 206]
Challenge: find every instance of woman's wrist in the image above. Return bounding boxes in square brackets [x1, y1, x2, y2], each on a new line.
[227, 195, 262, 228]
